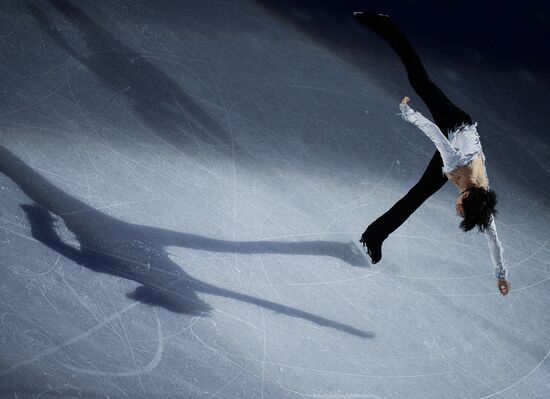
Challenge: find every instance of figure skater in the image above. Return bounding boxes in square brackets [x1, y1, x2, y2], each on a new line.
[354, 12, 510, 295]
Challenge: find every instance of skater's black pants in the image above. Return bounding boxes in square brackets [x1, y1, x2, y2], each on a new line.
[365, 20, 473, 241]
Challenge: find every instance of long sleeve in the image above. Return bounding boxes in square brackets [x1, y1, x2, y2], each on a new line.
[485, 215, 507, 280]
[399, 103, 463, 172]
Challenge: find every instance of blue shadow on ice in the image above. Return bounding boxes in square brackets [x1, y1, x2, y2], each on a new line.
[29, 0, 232, 153]
[0, 145, 372, 338]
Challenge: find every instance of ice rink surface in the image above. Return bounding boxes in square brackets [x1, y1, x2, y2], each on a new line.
[1, 1, 549, 398]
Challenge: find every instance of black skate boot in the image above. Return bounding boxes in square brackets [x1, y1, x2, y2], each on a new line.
[359, 228, 384, 264]
[354, 11, 394, 36]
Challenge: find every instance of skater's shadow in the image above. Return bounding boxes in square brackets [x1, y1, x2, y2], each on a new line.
[0, 145, 371, 338]
[28, 0, 229, 151]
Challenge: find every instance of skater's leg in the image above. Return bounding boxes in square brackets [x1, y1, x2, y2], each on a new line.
[355, 12, 472, 132]
[360, 151, 447, 262]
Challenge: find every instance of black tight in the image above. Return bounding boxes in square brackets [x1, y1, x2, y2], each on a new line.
[362, 16, 472, 245]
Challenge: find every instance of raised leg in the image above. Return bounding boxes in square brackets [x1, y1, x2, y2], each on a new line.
[355, 12, 472, 132]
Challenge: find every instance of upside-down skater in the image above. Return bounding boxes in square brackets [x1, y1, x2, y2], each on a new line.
[354, 12, 510, 295]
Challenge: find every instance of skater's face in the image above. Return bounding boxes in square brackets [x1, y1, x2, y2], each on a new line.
[455, 191, 469, 217]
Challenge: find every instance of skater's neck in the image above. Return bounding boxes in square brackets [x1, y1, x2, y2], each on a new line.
[458, 178, 485, 192]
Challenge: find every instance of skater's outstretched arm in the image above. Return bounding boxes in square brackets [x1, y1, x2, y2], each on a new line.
[486, 215, 509, 294]
[399, 97, 463, 172]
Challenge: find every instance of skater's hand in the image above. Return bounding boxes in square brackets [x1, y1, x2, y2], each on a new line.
[497, 279, 510, 296]
[401, 96, 410, 106]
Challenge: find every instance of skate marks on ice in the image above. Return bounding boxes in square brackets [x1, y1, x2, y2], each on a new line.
[0, 145, 372, 338]
[0, 300, 163, 377]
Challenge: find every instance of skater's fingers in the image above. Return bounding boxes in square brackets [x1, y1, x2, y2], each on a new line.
[498, 280, 510, 295]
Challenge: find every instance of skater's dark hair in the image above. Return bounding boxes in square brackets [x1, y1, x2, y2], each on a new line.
[459, 186, 498, 232]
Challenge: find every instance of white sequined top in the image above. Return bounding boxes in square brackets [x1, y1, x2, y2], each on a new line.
[399, 103, 507, 280]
